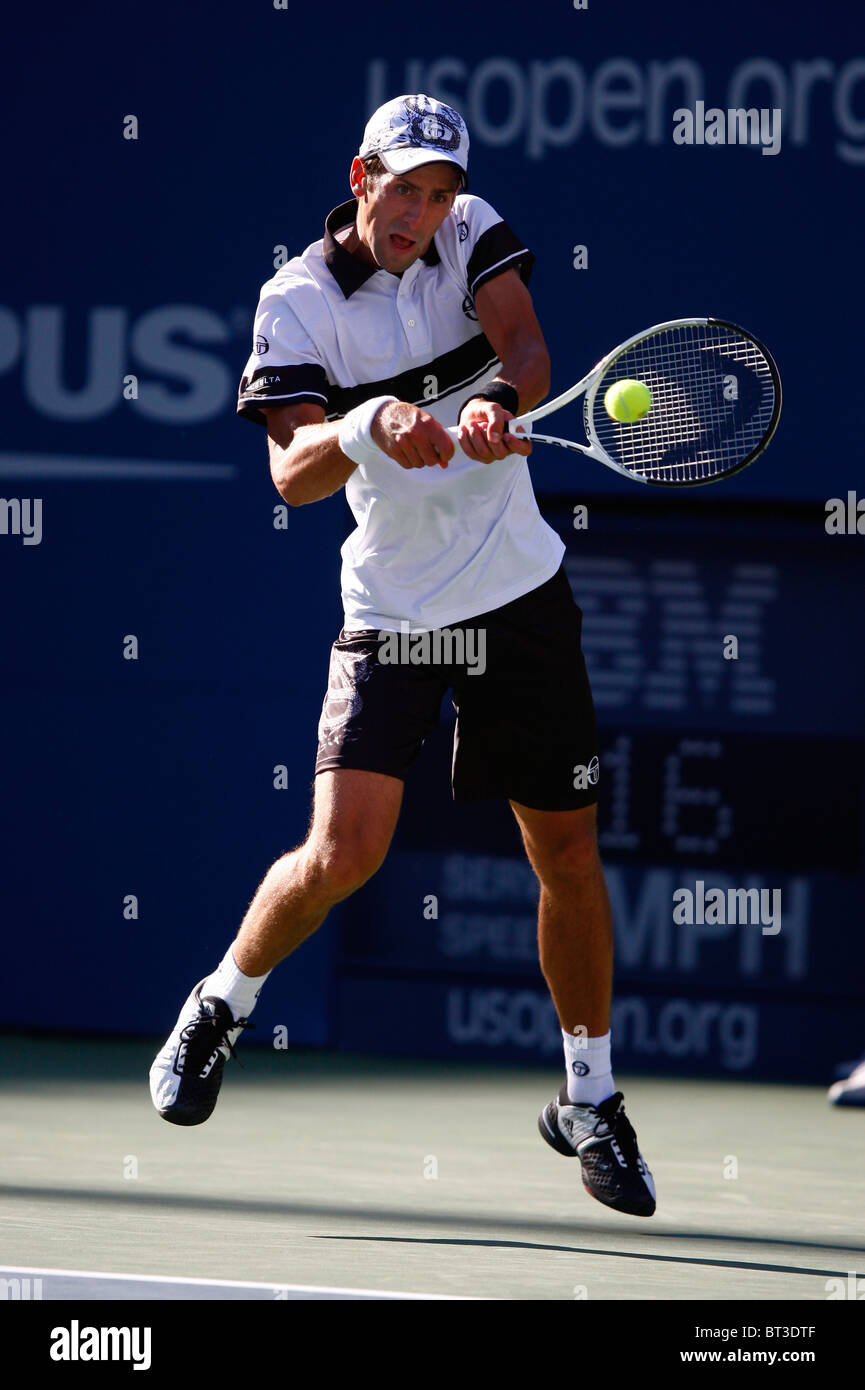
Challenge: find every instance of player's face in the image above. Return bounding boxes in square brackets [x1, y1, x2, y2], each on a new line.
[355, 162, 462, 273]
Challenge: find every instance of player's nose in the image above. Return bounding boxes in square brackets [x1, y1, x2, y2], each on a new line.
[401, 200, 425, 229]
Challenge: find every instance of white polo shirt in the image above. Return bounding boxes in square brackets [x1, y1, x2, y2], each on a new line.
[237, 193, 564, 632]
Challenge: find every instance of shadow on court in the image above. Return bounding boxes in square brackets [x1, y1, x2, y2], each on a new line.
[2, 1032, 862, 1299]
[1, 1180, 863, 1267]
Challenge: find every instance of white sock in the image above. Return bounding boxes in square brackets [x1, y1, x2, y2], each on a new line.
[201, 945, 270, 1022]
[563, 1029, 615, 1106]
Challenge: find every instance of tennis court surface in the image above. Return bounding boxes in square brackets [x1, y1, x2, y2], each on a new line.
[2, 1034, 862, 1302]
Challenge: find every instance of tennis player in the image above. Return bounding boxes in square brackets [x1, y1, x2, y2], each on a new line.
[149, 94, 656, 1217]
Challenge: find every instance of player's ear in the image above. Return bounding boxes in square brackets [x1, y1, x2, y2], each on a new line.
[349, 156, 367, 198]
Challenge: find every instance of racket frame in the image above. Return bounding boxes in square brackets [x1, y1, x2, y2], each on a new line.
[449, 317, 782, 487]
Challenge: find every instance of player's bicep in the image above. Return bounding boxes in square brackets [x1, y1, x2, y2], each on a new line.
[474, 269, 548, 365]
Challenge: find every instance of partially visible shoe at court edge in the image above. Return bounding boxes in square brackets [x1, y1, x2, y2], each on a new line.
[827, 1055, 865, 1107]
[149, 979, 253, 1126]
[538, 1085, 656, 1217]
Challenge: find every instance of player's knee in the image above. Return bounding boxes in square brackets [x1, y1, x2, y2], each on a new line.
[529, 822, 600, 885]
[306, 835, 388, 901]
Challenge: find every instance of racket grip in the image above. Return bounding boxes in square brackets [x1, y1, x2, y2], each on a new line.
[445, 416, 534, 441]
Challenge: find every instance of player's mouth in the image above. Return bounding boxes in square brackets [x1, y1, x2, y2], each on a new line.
[389, 233, 415, 252]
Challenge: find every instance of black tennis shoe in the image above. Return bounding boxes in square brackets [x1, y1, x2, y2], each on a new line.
[538, 1086, 656, 1217]
[149, 979, 253, 1126]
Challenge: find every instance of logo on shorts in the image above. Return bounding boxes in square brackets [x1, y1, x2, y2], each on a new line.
[571, 1060, 590, 1076]
[573, 756, 600, 791]
[317, 647, 375, 746]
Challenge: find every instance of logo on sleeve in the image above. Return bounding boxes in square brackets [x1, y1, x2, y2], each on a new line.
[456, 220, 469, 242]
[461, 294, 477, 321]
[254, 335, 269, 355]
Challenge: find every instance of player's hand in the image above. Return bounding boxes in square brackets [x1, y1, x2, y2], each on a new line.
[457, 400, 532, 464]
[371, 401, 456, 470]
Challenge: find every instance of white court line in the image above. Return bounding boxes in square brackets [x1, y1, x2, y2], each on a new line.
[0, 1266, 478, 1301]
[0, 453, 237, 480]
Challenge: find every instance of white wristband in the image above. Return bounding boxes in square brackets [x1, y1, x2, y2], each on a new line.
[337, 395, 399, 466]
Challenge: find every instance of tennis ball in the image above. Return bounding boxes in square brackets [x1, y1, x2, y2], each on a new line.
[603, 379, 653, 423]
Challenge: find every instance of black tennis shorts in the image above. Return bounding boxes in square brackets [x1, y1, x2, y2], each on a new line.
[314, 564, 599, 811]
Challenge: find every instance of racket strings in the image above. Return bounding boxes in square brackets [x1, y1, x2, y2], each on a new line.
[589, 324, 777, 484]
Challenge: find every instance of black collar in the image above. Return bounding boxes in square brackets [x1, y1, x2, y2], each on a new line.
[323, 199, 441, 298]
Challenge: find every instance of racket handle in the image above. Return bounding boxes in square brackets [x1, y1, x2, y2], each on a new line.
[446, 417, 533, 441]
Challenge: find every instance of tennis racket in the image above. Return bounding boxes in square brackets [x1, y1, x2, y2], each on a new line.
[449, 318, 782, 487]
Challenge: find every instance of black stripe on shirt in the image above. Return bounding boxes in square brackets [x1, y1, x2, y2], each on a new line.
[237, 332, 501, 427]
[466, 222, 535, 297]
[237, 362, 330, 426]
[324, 332, 499, 420]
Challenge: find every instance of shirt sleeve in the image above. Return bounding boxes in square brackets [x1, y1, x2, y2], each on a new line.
[236, 284, 331, 427]
[453, 194, 536, 299]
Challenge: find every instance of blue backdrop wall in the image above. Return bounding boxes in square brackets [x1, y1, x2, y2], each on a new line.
[1, 0, 862, 1077]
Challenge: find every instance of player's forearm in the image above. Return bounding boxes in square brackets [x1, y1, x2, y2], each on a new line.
[269, 423, 357, 506]
[492, 340, 551, 416]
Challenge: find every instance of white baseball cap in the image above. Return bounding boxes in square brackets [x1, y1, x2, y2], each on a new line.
[358, 94, 469, 189]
